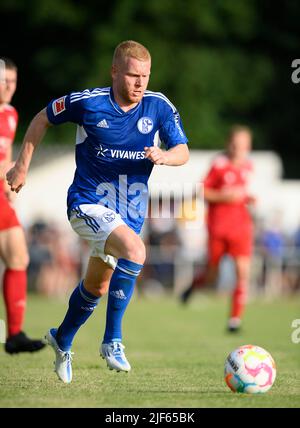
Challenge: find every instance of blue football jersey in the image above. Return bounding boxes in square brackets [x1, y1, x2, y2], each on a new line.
[46, 87, 188, 233]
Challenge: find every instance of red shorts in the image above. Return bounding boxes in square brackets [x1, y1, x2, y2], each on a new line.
[207, 231, 253, 266]
[0, 194, 20, 231]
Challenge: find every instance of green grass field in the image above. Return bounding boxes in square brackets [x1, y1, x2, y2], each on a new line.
[0, 292, 299, 408]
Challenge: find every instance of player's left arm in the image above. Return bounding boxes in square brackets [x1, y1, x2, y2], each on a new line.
[144, 143, 189, 166]
[145, 104, 189, 166]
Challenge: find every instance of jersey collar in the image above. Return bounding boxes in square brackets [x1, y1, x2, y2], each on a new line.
[109, 87, 141, 115]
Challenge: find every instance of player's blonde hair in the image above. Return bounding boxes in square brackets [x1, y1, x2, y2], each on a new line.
[0, 57, 17, 72]
[226, 125, 252, 144]
[112, 40, 151, 66]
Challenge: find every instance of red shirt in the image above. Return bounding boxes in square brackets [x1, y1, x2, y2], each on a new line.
[203, 154, 253, 236]
[0, 104, 18, 194]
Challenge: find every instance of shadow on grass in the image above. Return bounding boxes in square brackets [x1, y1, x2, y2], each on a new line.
[126, 389, 227, 394]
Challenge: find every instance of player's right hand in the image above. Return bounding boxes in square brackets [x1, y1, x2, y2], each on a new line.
[220, 187, 246, 202]
[6, 165, 26, 193]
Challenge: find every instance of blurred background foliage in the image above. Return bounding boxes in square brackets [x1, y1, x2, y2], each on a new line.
[1, 0, 300, 177]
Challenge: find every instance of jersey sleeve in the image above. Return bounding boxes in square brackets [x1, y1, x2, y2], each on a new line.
[46, 93, 84, 125]
[203, 164, 220, 190]
[159, 106, 188, 149]
[203, 155, 229, 189]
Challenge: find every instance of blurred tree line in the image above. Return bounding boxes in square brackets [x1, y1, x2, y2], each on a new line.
[1, 0, 300, 177]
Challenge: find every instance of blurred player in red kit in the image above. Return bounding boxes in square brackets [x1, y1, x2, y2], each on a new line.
[0, 58, 45, 353]
[181, 125, 256, 332]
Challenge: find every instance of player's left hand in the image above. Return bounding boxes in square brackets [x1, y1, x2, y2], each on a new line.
[246, 195, 257, 206]
[144, 146, 168, 165]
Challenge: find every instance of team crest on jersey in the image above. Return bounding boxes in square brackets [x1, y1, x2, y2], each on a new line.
[53, 96, 66, 115]
[137, 117, 153, 134]
[102, 212, 116, 223]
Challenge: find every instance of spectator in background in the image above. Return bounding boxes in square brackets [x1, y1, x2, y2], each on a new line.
[293, 224, 300, 292]
[27, 221, 80, 298]
[175, 192, 207, 296]
[294, 224, 300, 251]
[261, 225, 284, 260]
[27, 222, 52, 291]
[258, 214, 286, 297]
[145, 197, 180, 289]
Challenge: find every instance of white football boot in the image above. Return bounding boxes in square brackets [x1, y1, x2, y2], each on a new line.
[100, 342, 131, 372]
[45, 328, 73, 383]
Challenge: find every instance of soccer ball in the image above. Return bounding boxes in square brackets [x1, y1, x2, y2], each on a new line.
[224, 345, 276, 394]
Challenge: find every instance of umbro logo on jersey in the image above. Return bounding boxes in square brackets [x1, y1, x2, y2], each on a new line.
[110, 290, 127, 300]
[97, 119, 109, 128]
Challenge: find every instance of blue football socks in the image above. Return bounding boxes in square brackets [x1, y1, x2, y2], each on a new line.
[103, 258, 143, 343]
[54, 259, 142, 351]
[55, 280, 100, 351]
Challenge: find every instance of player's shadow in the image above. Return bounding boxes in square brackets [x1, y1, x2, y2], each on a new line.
[131, 389, 226, 394]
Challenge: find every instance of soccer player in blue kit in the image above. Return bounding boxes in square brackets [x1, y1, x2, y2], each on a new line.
[6, 41, 189, 383]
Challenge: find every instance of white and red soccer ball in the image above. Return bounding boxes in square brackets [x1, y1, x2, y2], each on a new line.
[224, 345, 276, 394]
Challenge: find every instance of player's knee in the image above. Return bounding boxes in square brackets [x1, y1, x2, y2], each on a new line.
[236, 268, 250, 282]
[83, 279, 109, 298]
[7, 252, 30, 270]
[122, 238, 146, 264]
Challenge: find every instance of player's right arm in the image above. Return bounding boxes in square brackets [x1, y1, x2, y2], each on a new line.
[204, 187, 245, 203]
[7, 90, 85, 193]
[6, 108, 50, 193]
[203, 160, 245, 204]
